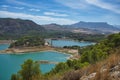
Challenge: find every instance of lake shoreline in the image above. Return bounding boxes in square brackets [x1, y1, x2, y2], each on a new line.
[0, 46, 80, 60]
[0, 47, 72, 80]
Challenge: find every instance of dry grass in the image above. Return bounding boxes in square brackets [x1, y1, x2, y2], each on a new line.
[61, 53, 120, 80]
[88, 53, 120, 80]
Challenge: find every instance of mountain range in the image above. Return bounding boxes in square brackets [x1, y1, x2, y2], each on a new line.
[67, 21, 120, 32]
[0, 18, 120, 38]
[114, 25, 120, 29]
[43, 22, 120, 34]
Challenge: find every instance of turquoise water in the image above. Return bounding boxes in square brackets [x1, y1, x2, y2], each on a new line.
[0, 40, 94, 80]
[0, 44, 9, 50]
[47, 40, 95, 47]
[0, 51, 70, 80]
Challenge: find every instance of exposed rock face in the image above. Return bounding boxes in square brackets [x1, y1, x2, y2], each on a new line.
[109, 63, 120, 80]
[80, 72, 96, 80]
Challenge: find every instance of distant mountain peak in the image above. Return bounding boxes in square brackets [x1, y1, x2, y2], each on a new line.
[63, 21, 120, 33]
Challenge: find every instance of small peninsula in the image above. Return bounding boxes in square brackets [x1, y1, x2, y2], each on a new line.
[0, 36, 79, 59]
[9, 36, 45, 48]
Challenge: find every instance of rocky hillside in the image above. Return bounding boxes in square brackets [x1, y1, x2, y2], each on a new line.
[62, 53, 120, 80]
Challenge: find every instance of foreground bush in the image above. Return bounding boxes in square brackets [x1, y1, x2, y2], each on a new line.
[11, 59, 42, 80]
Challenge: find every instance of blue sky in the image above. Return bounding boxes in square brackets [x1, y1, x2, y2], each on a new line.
[0, 0, 120, 25]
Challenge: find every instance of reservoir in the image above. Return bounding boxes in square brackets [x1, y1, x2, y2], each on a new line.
[47, 39, 95, 47]
[0, 51, 70, 80]
[0, 40, 94, 80]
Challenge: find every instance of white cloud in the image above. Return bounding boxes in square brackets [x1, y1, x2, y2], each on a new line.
[86, 0, 120, 14]
[0, 10, 77, 24]
[29, 8, 40, 12]
[56, 0, 120, 14]
[7, 0, 39, 8]
[14, 7, 24, 10]
[1, 5, 10, 8]
[1, 5, 10, 11]
[44, 12, 68, 17]
[55, 0, 88, 9]
[1, 5, 24, 10]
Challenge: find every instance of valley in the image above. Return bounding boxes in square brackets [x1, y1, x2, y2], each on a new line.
[0, 0, 120, 80]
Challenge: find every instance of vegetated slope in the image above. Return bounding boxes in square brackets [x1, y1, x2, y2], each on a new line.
[0, 18, 45, 39]
[42, 23, 66, 31]
[45, 33, 120, 80]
